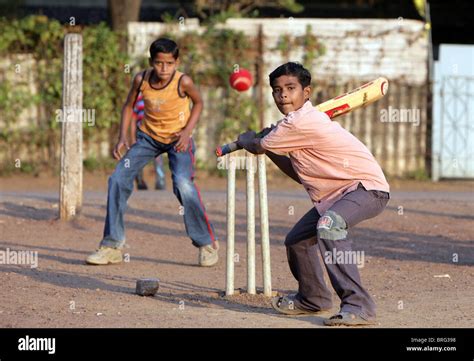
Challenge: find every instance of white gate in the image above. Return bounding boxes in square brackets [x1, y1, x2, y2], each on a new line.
[432, 45, 474, 180]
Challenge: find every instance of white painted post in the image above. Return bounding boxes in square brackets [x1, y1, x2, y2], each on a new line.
[225, 156, 236, 296]
[258, 154, 272, 297]
[246, 154, 256, 294]
[60, 33, 83, 221]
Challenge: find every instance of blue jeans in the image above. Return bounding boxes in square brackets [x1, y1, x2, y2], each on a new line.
[101, 129, 217, 249]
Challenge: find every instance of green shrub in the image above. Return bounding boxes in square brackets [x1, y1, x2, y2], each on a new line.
[0, 16, 130, 172]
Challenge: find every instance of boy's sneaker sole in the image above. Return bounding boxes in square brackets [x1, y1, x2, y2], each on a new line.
[271, 295, 331, 316]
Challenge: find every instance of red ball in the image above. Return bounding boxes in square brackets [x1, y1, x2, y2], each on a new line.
[229, 68, 253, 92]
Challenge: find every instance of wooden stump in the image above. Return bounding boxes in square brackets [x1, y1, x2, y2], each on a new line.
[59, 33, 83, 221]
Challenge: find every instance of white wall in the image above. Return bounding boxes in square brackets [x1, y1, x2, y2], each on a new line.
[129, 17, 428, 126]
[127, 18, 429, 176]
[129, 17, 428, 85]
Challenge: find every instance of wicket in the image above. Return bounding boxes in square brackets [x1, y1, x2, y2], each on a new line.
[225, 153, 272, 297]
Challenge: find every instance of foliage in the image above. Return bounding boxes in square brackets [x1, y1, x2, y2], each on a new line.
[406, 168, 430, 181]
[82, 23, 130, 133]
[0, 15, 262, 172]
[273, 24, 326, 73]
[0, 12, 326, 173]
[83, 156, 117, 172]
[195, 0, 303, 23]
[275, 34, 292, 61]
[300, 25, 326, 70]
[0, 16, 130, 172]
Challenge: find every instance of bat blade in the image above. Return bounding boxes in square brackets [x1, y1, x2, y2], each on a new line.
[315, 77, 388, 119]
[216, 77, 389, 156]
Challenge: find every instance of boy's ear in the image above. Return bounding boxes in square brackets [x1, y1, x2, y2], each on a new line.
[148, 57, 153, 66]
[303, 86, 312, 101]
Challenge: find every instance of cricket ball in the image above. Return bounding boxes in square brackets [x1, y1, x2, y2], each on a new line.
[229, 68, 253, 92]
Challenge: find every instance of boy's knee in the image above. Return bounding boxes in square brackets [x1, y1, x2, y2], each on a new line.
[285, 232, 317, 248]
[109, 172, 120, 185]
[109, 170, 130, 190]
[317, 210, 347, 241]
[173, 177, 194, 194]
[285, 230, 300, 247]
[284, 234, 294, 247]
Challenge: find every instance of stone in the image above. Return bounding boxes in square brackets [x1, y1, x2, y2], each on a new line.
[136, 278, 160, 296]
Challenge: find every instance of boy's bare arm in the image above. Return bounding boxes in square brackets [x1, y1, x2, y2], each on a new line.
[113, 72, 143, 160]
[180, 75, 203, 132]
[174, 75, 203, 152]
[265, 151, 302, 184]
[130, 117, 138, 144]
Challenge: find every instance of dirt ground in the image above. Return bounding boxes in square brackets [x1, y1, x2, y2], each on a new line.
[0, 171, 473, 328]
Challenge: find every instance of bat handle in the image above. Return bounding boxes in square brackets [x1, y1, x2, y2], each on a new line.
[216, 129, 271, 157]
[215, 141, 242, 157]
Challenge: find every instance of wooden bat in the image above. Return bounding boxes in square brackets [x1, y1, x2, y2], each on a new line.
[215, 77, 389, 156]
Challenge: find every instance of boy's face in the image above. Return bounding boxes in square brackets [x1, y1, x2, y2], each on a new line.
[149, 52, 179, 82]
[271, 75, 311, 115]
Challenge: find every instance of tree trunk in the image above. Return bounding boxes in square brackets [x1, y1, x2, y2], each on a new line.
[108, 0, 142, 51]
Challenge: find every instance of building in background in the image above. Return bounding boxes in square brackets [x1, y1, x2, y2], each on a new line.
[1, 0, 472, 179]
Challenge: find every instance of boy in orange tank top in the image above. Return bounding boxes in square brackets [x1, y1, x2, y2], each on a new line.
[86, 38, 218, 267]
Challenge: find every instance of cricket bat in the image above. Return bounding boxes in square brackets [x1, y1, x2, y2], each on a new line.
[215, 77, 389, 157]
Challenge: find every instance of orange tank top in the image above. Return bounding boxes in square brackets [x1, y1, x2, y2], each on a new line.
[138, 69, 191, 144]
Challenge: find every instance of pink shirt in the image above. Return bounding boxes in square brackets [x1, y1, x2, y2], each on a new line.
[261, 101, 390, 215]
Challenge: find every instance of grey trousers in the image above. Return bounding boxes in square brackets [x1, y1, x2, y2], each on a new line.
[285, 184, 389, 320]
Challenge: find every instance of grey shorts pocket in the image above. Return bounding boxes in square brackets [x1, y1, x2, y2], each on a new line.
[370, 190, 390, 200]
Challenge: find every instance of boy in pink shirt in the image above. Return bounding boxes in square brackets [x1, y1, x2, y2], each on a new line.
[237, 62, 390, 326]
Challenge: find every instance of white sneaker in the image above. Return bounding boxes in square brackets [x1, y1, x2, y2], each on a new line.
[85, 246, 123, 265]
[198, 242, 219, 267]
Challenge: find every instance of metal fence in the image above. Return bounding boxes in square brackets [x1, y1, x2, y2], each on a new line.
[432, 76, 474, 180]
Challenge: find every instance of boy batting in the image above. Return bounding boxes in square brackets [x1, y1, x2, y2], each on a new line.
[236, 62, 390, 326]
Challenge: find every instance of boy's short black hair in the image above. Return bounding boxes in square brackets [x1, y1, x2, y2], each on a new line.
[149, 38, 179, 59]
[269, 62, 311, 88]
